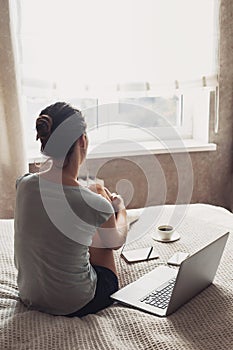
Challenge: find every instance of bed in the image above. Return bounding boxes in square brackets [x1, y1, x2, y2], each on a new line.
[0, 204, 233, 350]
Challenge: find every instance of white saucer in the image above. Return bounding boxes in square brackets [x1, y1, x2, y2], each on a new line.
[152, 230, 180, 243]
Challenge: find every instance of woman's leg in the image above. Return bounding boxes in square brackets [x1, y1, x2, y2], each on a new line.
[89, 247, 117, 276]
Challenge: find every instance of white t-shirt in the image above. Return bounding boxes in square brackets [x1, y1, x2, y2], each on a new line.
[14, 173, 114, 315]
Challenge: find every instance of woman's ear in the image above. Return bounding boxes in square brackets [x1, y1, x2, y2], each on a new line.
[78, 133, 88, 149]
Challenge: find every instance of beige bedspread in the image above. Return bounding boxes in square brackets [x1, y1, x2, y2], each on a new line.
[0, 204, 233, 350]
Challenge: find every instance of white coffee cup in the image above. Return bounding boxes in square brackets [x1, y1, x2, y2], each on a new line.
[157, 225, 174, 240]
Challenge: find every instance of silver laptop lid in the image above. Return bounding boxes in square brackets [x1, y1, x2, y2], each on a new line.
[166, 232, 229, 315]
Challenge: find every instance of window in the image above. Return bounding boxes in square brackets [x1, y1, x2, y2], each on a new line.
[16, 0, 219, 160]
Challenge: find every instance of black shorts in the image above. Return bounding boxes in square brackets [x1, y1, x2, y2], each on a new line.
[66, 265, 119, 318]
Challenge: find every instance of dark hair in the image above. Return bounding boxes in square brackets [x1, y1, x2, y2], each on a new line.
[36, 102, 86, 161]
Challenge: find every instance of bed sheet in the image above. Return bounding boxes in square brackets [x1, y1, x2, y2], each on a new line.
[0, 204, 233, 350]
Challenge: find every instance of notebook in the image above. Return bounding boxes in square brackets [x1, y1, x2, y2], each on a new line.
[121, 247, 159, 263]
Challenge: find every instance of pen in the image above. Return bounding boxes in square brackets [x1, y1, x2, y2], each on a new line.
[146, 246, 153, 260]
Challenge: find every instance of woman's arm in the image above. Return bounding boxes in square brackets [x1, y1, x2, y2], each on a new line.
[89, 184, 128, 250]
[98, 194, 128, 249]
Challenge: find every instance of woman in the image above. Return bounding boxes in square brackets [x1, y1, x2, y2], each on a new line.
[14, 102, 128, 317]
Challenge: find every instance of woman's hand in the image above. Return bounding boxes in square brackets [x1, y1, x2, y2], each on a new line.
[104, 188, 125, 213]
[88, 183, 112, 202]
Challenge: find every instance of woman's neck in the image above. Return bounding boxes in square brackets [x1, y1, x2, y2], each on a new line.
[39, 162, 80, 186]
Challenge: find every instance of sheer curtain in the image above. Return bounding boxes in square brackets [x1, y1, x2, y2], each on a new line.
[20, 0, 218, 87]
[0, 0, 27, 218]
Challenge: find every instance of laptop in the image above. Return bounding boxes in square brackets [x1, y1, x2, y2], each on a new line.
[111, 232, 229, 316]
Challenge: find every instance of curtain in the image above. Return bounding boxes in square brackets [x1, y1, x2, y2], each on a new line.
[0, 0, 27, 218]
[20, 0, 217, 86]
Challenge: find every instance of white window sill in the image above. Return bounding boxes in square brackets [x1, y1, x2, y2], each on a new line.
[28, 139, 216, 163]
[87, 139, 216, 159]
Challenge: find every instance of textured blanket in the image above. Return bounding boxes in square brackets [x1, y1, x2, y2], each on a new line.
[0, 204, 233, 350]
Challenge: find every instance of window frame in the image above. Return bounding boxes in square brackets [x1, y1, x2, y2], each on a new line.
[23, 83, 217, 163]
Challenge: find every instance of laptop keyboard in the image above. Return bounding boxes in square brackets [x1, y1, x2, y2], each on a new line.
[140, 278, 176, 309]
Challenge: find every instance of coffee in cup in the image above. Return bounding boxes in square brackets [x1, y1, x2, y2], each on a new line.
[157, 225, 174, 240]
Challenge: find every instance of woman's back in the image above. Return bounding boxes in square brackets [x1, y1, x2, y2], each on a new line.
[14, 173, 113, 315]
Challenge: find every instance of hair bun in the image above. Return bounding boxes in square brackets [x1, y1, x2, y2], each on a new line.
[36, 115, 53, 140]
